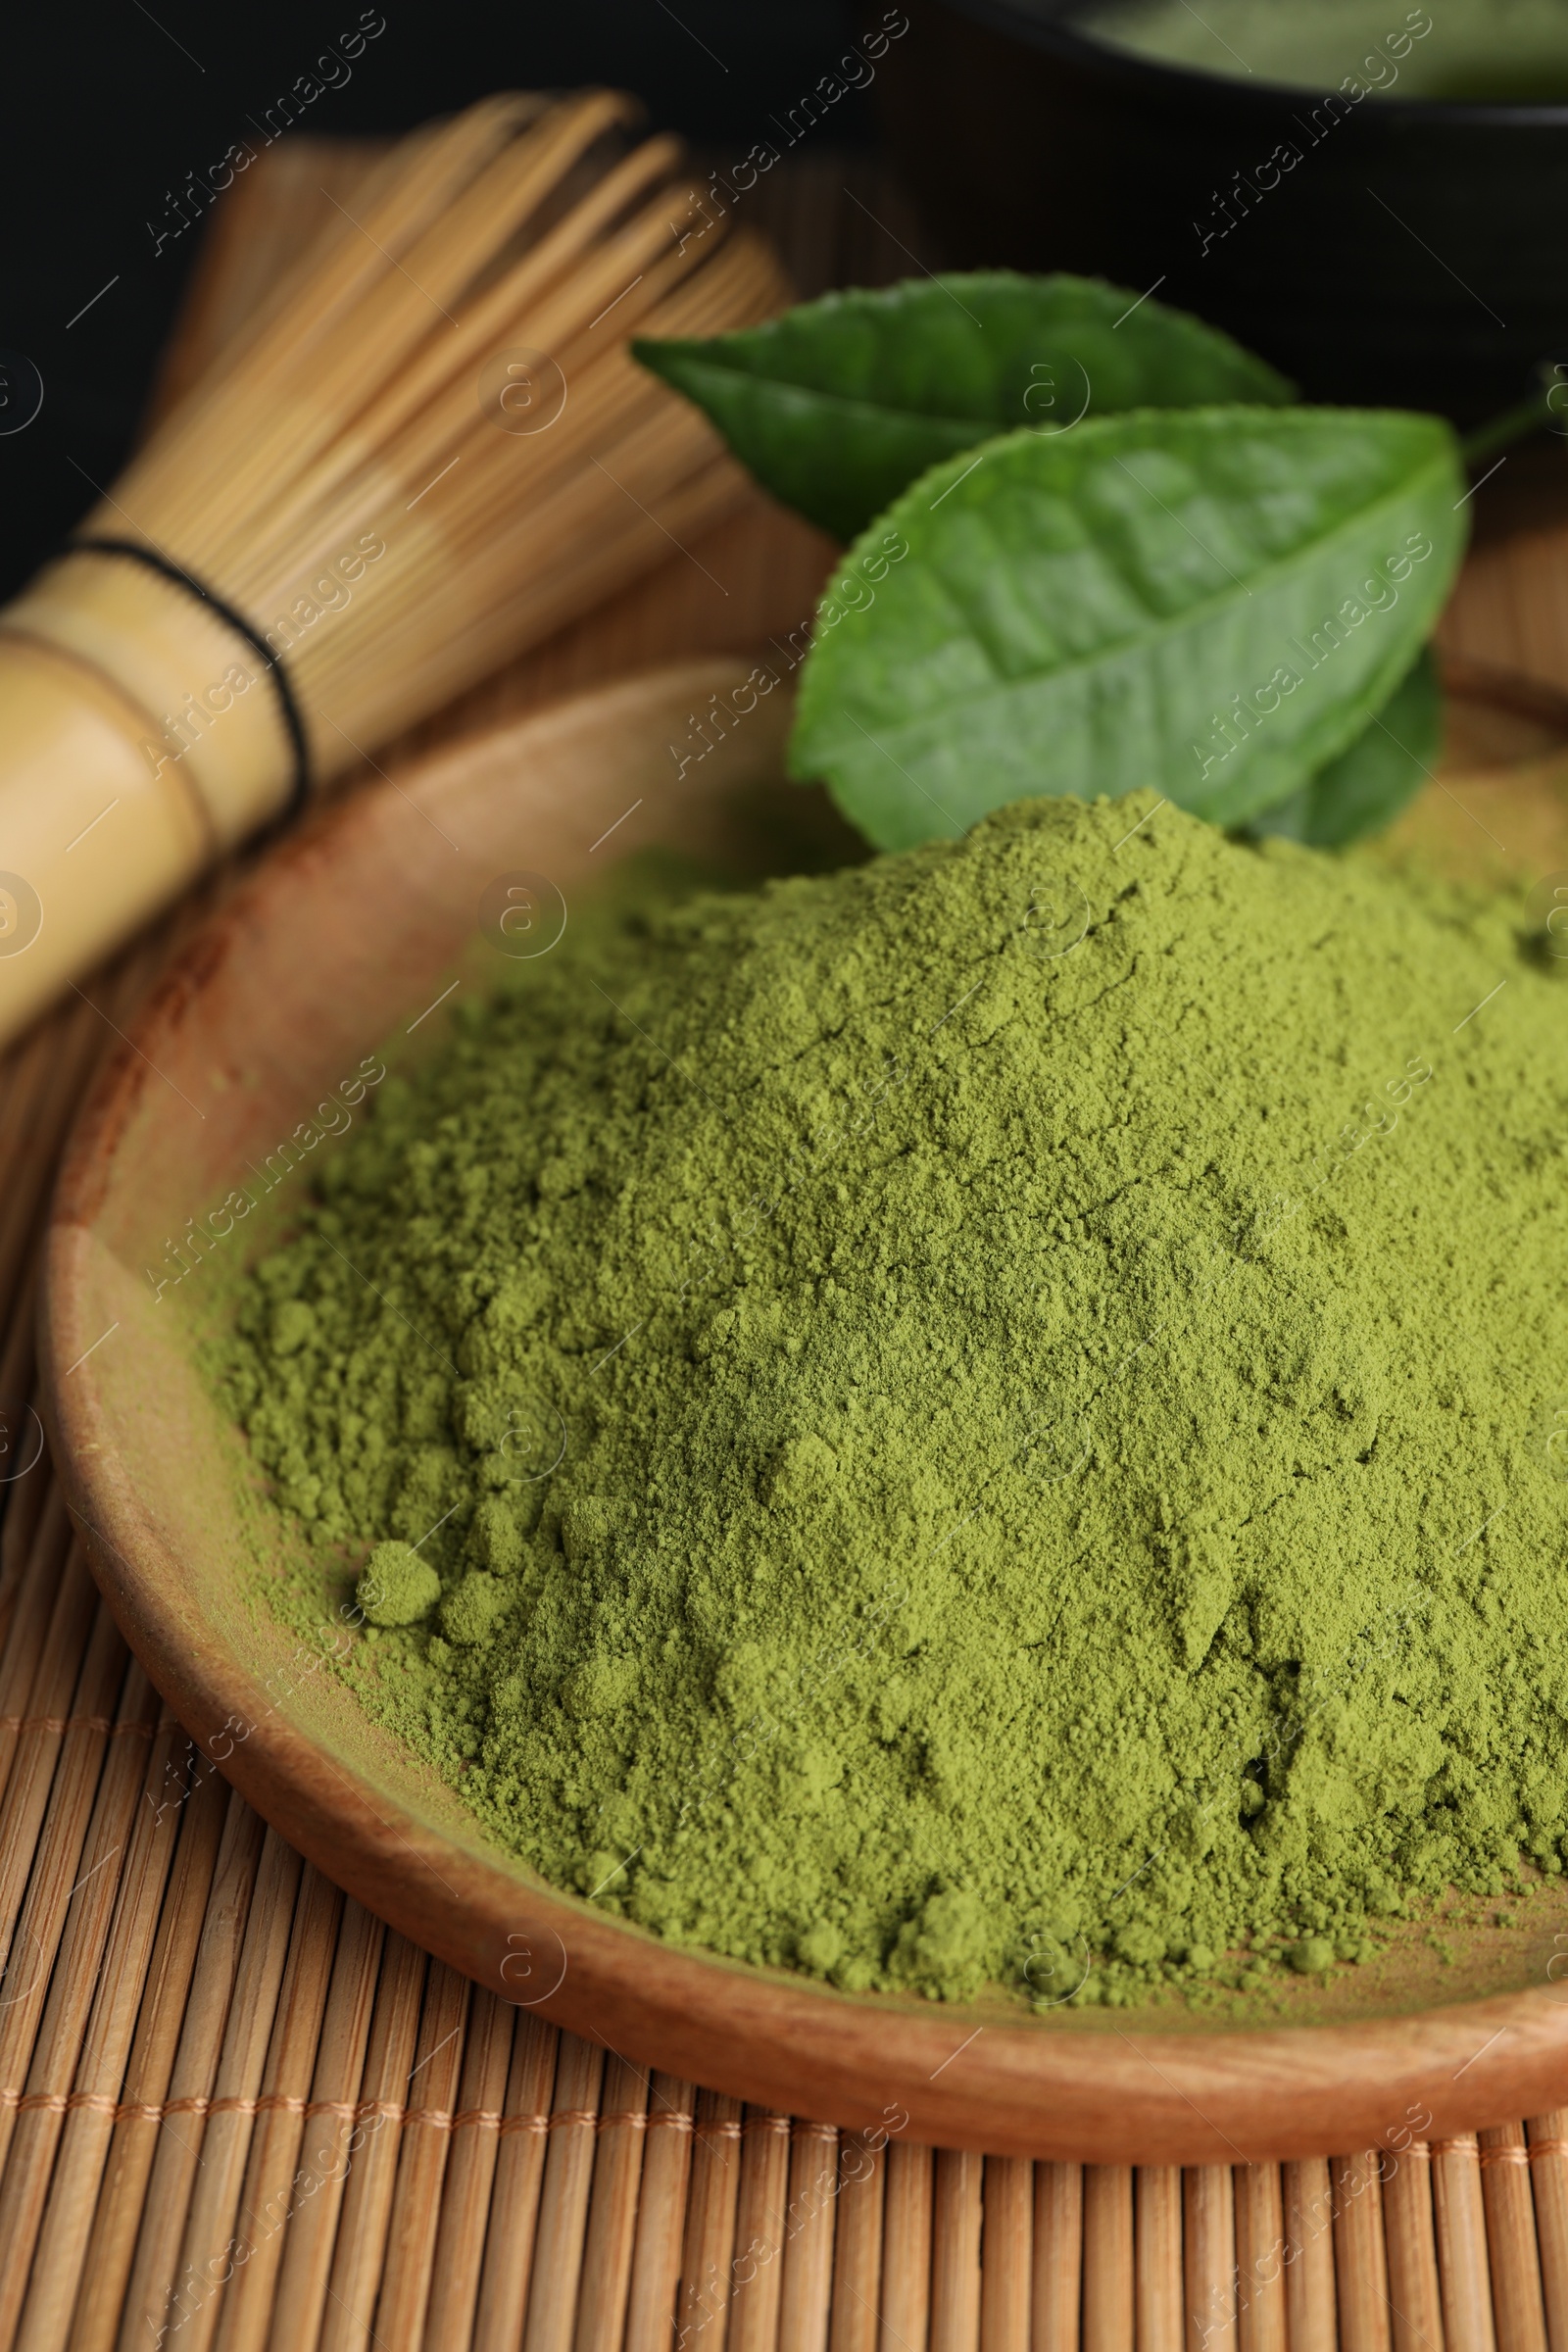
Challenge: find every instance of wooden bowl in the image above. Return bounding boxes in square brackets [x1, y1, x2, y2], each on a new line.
[42, 657, 1568, 2162]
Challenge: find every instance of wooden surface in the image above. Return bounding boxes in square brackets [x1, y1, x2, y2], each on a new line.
[46, 660, 1568, 2171]
[5, 123, 1568, 2346]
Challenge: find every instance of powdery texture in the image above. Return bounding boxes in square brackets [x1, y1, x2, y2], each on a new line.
[224, 794, 1568, 2003]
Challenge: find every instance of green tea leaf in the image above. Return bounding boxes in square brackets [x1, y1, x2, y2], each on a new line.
[787, 408, 1466, 851]
[634, 272, 1293, 542]
[1247, 650, 1441, 848]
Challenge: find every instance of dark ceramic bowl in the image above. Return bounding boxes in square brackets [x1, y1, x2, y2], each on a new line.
[878, 0, 1568, 416]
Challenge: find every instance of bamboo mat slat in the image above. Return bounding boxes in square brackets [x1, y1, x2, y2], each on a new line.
[1082, 2168, 1133, 2352]
[1381, 2144, 1443, 2352]
[982, 2155, 1033, 2352]
[1235, 2166, 1287, 2352]
[828, 2132, 885, 2352]
[3, 130, 1568, 2352]
[1435, 2138, 1498, 2352]
[1530, 2114, 1568, 2352]
[1134, 2170, 1181, 2352]
[882, 2139, 936, 2351]
[1037, 2165, 1085, 2352]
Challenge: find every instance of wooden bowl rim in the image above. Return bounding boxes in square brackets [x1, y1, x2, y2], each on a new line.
[40, 658, 1568, 2162]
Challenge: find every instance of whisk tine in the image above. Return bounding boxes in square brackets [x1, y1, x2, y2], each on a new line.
[0, 94, 790, 1048]
[155, 94, 563, 418]
[164, 173, 727, 612]
[318, 133, 690, 457]
[243, 279, 783, 730]
[386, 94, 640, 302]
[106, 98, 662, 571]
[300, 88, 564, 268]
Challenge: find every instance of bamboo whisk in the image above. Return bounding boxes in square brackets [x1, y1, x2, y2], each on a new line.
[0, 91, 789, 1046]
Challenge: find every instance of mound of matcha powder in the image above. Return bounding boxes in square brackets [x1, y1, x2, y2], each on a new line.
[224, 791, 1568, 2004]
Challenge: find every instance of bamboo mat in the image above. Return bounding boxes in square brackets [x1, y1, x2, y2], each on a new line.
[7, 131, 1568, 2352]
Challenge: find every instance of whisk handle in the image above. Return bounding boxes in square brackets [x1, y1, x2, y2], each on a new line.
[66, 539, 312, 827]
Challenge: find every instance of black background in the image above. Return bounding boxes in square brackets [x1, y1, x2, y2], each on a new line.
[0, 2, 876, 602]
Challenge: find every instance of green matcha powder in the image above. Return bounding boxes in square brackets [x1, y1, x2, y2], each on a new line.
[224, 793, 1568, 2005]
[1089, 0, 1568, 103]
